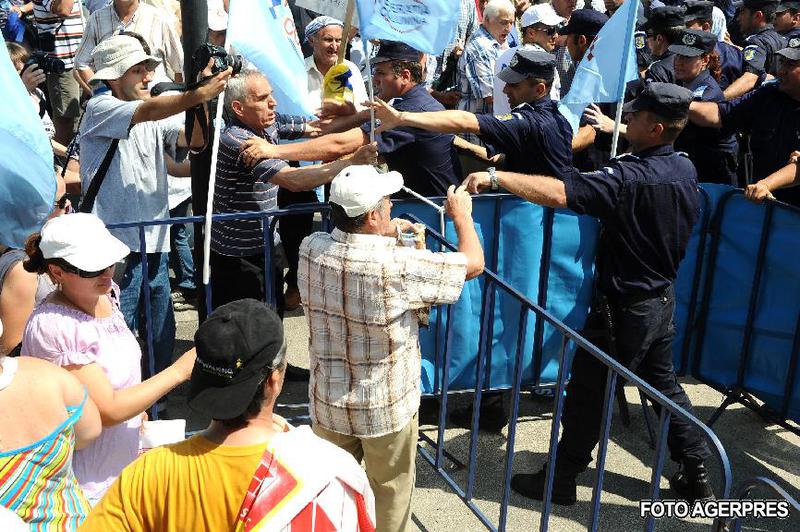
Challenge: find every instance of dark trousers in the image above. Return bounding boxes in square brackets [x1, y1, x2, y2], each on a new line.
[209, 251, 284, 316]
[277, 188, 317, 290]
[556, 286, 711, 475]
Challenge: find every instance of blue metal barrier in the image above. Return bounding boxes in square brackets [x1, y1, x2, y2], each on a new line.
[729, 477, 800, 532]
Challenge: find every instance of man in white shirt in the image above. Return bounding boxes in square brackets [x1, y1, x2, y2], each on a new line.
[493, 3, 565, 114]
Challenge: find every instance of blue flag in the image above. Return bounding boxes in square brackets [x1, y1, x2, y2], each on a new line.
[0, 45, 55, 248]
[228, 0, 314, 117]
[558, 0, 640, 133]
[355, 0, 458, 55]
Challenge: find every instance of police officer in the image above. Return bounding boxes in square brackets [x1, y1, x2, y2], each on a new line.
[368, 48, 574, 179]
[671, 29, 739, 184]
[725, 0, 787, 99]
[683, 0, 745, 90]
[690, 37, 800, 204]
[463, 83, 714, 505]
[368, 48, 573, 432]
[775, 0, 800, 39]
[643, 5, 687, 84]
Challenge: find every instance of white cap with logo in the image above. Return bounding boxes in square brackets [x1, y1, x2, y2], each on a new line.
[520, 4, 565, 28]
[329, 165, 404, 217]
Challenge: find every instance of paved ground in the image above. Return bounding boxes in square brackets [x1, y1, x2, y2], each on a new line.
[167, 304, 799, 532]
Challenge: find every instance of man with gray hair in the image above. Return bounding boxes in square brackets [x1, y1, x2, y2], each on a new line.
[210, 70, 377, 312]
[456, 0, 515, 145]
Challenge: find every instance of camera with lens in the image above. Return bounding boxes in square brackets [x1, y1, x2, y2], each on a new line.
[23, 51, 66, 75]
[193, 43, 242, 77]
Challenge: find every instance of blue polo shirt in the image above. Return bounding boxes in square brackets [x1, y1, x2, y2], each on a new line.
[363, 84, 461, 197]
[475, 96, 574, 178]
[563, 145, 700, 297]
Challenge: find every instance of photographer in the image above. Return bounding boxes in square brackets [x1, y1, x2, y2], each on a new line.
[7, 42, 55, 140]
[78, 33, 231, 383]
[30, 0, 84, 145]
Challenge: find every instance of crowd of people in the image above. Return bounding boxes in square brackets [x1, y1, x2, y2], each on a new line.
[1, 0, 799, 530]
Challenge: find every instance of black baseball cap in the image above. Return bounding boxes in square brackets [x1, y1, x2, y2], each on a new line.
[668, 29, 717, 56]
[776, 0, 800, 11]
[497, 48, 556, 83]
[188, 299, 285, 420]
[683, 0, 714, 21]
[372, 41, 420, 64]
[558, 9, 608, 36]
[622, 82, 693, 120]
[742, 0, 780, 9]
[643, 6, 686, 31]
[777, 35, 800, 60]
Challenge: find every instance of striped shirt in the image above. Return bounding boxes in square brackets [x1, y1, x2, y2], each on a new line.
[456, 25, 506, 144]
[211, 116, 306, 257]
[74, 2, 183, 81]
[32, 0, 84, 70]
[299, 229, 467, 437]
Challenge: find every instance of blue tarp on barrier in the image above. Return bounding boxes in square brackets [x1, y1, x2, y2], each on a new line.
[393, 197, 599, 393]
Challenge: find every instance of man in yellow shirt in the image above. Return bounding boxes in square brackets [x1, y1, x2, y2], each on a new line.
[81, 299, 375, 531]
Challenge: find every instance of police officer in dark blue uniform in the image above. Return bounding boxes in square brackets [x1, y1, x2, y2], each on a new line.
[368, 48, 574, 178]
[684, 0, 745, 90]
[463, 83, 714, 505]
[775, 0, 800, 39]
[690, 37, 800, 203]
[725, 0, 787, 98]
[644, 5, 687, 84]
[671, 29, 739, 184]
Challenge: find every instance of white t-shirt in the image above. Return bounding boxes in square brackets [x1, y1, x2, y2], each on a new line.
[305, 56, 369, 112]
[492, 44, 561, 116]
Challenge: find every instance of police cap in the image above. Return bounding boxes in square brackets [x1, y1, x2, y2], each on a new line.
[497, 47, 556, 84]
[742, 0, 780, 10]
[622, 82, 693, 120]
[776, 0, 800, 12]
[668, 29, 717, 56]
[683, 0, 714, 21]
[557, 9, 608, 36]
[642, 6, 686, 31]
[777, 35, 800, 60]
[372, 41, 420, 64]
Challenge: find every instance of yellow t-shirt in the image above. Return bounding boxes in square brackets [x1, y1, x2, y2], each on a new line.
[79, 434, 267, 532]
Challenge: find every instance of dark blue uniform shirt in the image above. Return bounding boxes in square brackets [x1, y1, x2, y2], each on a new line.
[783, 28, 800, 40]
[716, 40, 743, 90]
[475, 96, 574, 178]
[675, 70, 738, 185]
[645, 53, 676, 84]
[364, 84, 462, 197]
[742, 26, 787, 76]
[563, 145, 700, 297]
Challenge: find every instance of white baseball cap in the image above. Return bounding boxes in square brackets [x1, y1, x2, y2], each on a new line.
[329, 166, 404, 217]
[520, 4, 565, 28]
[208, 0, 228, 32]
[39, 213, 130, 272]
[90, 34, 161, 82]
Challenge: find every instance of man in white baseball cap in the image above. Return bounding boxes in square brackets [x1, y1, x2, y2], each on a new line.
[79, 32, 232, 381]
[297, 165, 484, 531]
[493, 3, 565, 112]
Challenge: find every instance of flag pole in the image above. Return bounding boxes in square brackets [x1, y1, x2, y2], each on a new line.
[610, 0, 639, 158]
[351, 0, 376, 142]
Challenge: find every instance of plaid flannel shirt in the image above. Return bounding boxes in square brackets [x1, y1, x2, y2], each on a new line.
[298, 229, 467, 437]
[456, 25, 505, 145]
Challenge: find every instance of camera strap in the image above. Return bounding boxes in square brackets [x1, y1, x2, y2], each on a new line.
[78, 138, 119, 213]
[150, 75, 215, 151]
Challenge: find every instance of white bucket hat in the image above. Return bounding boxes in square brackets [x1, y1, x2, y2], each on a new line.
[330, 166, 403, 217]
[90, 34, 161, 82]
[39, 213, 130, 272]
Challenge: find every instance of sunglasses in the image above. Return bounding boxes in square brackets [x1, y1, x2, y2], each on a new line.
[532, 26, 558, 36]
[59, 262, 110, 279]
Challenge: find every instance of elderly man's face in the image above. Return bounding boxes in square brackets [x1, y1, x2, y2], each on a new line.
[111, 61, 155, 102]
[311, 25, 343, 70]
[484, 9, 515, 44]
[236, 76, 278, 131]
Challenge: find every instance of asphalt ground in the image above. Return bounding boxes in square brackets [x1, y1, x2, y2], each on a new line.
[166, 303, 800, 532]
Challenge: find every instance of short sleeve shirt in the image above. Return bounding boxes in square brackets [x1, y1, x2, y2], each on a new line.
[32, 0, 84, 69]
[78, 94, 187, 253]
[457, 25, 505, 144]
[742, 27, 786, 76]
[475, 97, 574, 178]
[563, 145, 700, 296]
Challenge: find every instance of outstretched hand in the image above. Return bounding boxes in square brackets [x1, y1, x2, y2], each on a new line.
[363, 98, 402, 134]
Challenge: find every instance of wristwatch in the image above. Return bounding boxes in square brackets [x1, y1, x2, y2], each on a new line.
[488, 166, 499, 191]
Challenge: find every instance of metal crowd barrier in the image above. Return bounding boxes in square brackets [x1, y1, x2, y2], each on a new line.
[729, 477, 800, 532]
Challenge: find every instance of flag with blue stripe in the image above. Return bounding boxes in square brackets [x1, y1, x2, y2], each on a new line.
[558, 0, 640, 133]
[355, 0, 458, 55]
[228, 0, 314, 117]
[0, 45, 55, 248]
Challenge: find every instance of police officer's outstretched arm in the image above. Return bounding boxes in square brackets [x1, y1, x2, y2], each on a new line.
[462, 171, 567, 208]
[366, 99, 481, 136]
[687, 101, 722, 128]
[444, 185, 484, 280]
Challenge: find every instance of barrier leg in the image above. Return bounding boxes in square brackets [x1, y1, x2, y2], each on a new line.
[589, 368, 618, 532]
[644, 409, 671, 532]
